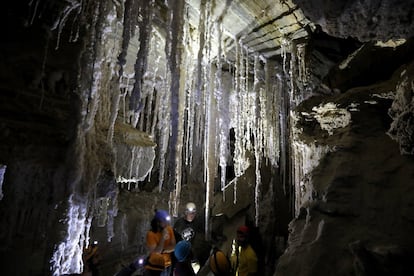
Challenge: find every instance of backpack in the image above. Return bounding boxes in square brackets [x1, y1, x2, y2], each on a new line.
[208, 247, 233, 276]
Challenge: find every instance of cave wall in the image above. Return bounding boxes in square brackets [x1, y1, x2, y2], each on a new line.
[274, 1, 414, 270]
[293, 0, 414, 42]
[0, 1, 124, 275]
[276, 59, 414, 275]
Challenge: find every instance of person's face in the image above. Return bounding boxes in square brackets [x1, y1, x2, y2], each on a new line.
[159, 219, 168, 229]
[185, 211, 196, 222]
[236, 232, 247, 246]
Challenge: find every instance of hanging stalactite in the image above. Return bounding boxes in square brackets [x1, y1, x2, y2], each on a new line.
[129, 0, 154, 126]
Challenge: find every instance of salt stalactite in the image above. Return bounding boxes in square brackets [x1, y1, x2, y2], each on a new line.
[145, 85, 154, 133]
[120, 213, 128, 251]
[281, 37, 303, 217]
[289, 40, 324, 216]
[215, 20, 228, 200]
[171, 2, 193, 217]
[50, 196, 90, 275]
[291, 112, 332, 214]
[204, 64, 218, 240]
[129, 147, 137, 181]
[201, 5, 212, 189]
[279, 71, 289, 197]
[0, 164, 6, 201]
[96, 197, 110, 227]
[281, 37, 290, 77]
[68, 0, 83, 43]
[108, 0, 132, 144]
[289, 41, 302, 215]
[50, 0, 82, 50]
[289, 41, 300, 107]
[106, 193, 118, 242]
[84, 57, 103, 131]
[183, 9, 199, 170]
[80, 1, 104, 132]
[183, 29, 196, 168]
[289, 43, 297, 108]
[84, 216, 93, 249]
[234, 41, 252, 178]
[145, 18, 170, 194]
[194, 0, 209, 150]
[157, 63, 171, 192]
[28, 0, 41, 25]
[130, 0, 154, 127]
[253, 54, 262, 227]
[232, 39, 241, 204]
[234, 39, 242, 180]
[195, 0, 208, 107]
[121, 76, 132, 123]
[263, 60, 281, 167]
[184, 53, 195, 168]
[297, 43, 308, 88]
[107, 83, 122, 144]
[150, 30, 165, 137]
[160, 0, 185, 200]
[230, 39, 250, 203]
[117, 0, 136, 79]
[200, 1, 216, 236]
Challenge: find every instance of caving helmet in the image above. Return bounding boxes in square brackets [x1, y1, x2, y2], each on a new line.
[185, 202, 196, 213]
[154, 209, 171, 222]
[237, 225, 249, 236]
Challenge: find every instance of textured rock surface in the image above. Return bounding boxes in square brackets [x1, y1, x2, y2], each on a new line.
[293, 0, 414, 41]
[277, 64, 414, 275]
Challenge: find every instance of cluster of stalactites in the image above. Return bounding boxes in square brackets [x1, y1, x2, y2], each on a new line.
[50, 196, 92, 275]
[40, 1, 315, 264]
[28, 0, 319, 272]
[116, 1, 317, 226]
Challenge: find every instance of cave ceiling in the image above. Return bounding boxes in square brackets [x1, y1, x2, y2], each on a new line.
[163, 0, 314, 59]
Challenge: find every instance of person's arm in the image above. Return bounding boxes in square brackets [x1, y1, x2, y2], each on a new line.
[247, 246, 258, 276]
[161, 226, 176, 253]
[173, 218, 183, 241]
[146, 231, 165, 254]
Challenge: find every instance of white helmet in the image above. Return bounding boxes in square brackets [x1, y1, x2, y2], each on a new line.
[185, 202, 196, 213]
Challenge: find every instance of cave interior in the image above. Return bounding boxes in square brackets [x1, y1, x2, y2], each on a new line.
[1, 0, 414, 275]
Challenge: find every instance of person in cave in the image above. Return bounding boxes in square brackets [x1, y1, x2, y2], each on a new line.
[144, 252, 167, 276]
[173, 240, 196, 276]
[173, 202, 211, 270]
[208, 247, 232, 276]
[146, 209, 177, 276]
[230, 226, 258, 276]
[82, 242, 101, 276]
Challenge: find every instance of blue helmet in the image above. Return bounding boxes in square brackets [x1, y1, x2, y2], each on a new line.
[154, 209, 170, 222]
[174, 240, 192, 262]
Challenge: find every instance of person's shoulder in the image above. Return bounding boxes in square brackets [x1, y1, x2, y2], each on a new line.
[173, 217, 186, 226]
[174, 216, 185, 223]
[246, 245, 258, 258]
[147, 229, 161, 238]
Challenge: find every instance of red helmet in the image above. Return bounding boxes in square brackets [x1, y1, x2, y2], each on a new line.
[237, 225, 249, 236]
